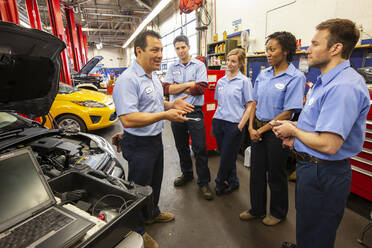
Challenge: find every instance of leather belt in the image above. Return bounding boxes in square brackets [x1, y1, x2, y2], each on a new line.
[293, 150, 347, 164]
[254, 117, 268, 128]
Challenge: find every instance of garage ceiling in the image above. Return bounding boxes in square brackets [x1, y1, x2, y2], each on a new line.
[17, 0, 157, 47]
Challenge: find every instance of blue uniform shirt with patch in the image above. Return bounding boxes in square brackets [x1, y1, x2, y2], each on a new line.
[253, 63, 306, 121]
[294, 60, 370, 160]
[164, 58, 207, 106]
[213, 72, 253, 123]
[113, 60, 164, 136]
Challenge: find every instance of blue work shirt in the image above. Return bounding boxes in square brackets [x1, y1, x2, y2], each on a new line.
[253, 63, 306, 121]
[113, 60, 164, 136]
[213, 72, 253, 123]
[294, 60, 370, 160]
[164, 58, 207, 106]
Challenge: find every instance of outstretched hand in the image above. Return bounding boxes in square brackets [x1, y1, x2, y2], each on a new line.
[165, 109, 188, 122]
[173, 95, 194, 113]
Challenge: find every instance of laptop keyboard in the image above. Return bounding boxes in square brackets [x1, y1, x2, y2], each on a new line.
[0, 208, 74, 248]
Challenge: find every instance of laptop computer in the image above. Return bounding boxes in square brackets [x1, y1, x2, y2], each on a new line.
[0, 147, 94, 248]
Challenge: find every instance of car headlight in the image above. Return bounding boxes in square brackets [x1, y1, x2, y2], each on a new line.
[72, 101, 106, 108]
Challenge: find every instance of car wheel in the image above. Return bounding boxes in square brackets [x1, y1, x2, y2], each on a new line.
[56, 114, 87, 133]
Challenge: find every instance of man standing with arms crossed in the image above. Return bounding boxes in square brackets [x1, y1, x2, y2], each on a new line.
[163, 35, 213, 200]
[271, 19, 370, 248]
[112, 30, 194, 248]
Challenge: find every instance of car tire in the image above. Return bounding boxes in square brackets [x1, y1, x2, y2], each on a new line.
[56, 114, 87, 133]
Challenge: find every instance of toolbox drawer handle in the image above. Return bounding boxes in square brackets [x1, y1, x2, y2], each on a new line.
[351, 165, 372, 178]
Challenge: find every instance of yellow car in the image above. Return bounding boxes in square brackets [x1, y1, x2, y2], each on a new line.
[45, 83, 117, 132]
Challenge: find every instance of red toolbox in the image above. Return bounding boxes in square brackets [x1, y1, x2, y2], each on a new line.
[201, 70, 225, 151]
[350, 87, 372, 201]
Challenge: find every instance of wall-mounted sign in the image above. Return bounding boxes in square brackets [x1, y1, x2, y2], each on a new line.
[232, 19, 242, 32]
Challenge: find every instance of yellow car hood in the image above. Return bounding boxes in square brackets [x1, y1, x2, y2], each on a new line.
[56, 89, 113, 104]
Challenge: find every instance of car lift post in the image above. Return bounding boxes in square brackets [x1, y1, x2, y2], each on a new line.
[65, 25, 75, 67]
[46, 0, 72, 85]
[83, 34, 88, 64]
[25, 0, 42, 30]
[0, 0, 19, 24]
[65, 6, 82, 72]
[77, 24, 87, 66]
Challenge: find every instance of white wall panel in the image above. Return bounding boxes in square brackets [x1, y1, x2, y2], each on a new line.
[213, 0, 372, 52]
[88, 47, 126, 68]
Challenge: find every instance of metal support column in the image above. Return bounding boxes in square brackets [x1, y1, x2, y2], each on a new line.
[83, 34, 89, 63]
[46, 0, 72, 85]
[65, 25, 75, 67]
[25, 0, 42, 29]
[65, 7, 82, 71]
[0, 0, 19, 24]
[77, 24, 87, 66]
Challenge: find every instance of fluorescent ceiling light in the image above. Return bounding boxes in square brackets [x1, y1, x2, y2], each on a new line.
[122, 0, 171, 48]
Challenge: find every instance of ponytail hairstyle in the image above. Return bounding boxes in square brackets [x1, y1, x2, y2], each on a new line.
[227, 48, 246, 73]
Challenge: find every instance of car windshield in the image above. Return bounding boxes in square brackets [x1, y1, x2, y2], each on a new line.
[0, 112, 27, 133]
[59, 83, 80, 94]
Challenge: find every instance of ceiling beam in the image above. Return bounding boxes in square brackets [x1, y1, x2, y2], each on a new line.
[82, 28, 131, 33]
[134, 0, 152, 11]
[80, 5, 150, 14]
[84, 19, 135, 24]
[87, 34, 127, 40]
[83, 12, 142, 19]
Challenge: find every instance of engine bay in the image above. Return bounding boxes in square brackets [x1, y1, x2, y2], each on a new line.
[1, 133, 124, 181]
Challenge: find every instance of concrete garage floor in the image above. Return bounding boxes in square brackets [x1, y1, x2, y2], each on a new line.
[92, 121, 372, 248]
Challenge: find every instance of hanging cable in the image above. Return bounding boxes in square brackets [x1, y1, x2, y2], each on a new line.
[197, 4, 211, 26]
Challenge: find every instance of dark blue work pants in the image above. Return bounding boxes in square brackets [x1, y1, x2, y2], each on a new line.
[249, 130, 289, 219]
[296, 159, 351, 248]
[120, 131, 163, 235]
[212, 118, 242, 189]
[171, 107, 210, 186]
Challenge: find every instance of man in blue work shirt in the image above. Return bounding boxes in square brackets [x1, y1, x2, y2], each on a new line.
[112, 30, 194, 248]
[271, 19, 370, 248]
[163, 35, 213, 200]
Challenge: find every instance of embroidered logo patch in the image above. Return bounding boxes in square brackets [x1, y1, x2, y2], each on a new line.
[275, 83, 285, 90]
[145, 87, 153, 94]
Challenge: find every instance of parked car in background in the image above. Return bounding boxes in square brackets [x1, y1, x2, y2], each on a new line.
[0, 21, 124, 179]
[45, 83, 117, 133]
[73, 55, 108, 91]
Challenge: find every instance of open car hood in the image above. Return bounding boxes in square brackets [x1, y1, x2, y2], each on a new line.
[0, 21, 65, 116]
[358, 67, 372, 83]
[78, 55, 103, 75]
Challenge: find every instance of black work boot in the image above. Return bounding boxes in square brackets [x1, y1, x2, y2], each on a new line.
[173, 174, 193, 187]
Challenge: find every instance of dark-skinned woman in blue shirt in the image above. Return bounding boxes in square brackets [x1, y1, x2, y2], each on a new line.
[239, 32, 305, 226]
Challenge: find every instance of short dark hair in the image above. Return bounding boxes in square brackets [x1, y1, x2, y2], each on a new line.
[173, 35, 189, 47]
[133, 30, 161, 57]
[265, 31, 297, 62]
[316, 18, 360, 59]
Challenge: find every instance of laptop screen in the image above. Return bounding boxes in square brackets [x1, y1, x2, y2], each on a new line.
[0, 148, 55, 233]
